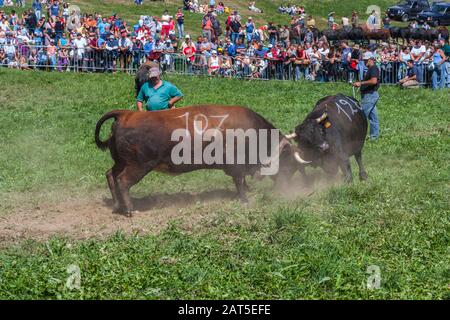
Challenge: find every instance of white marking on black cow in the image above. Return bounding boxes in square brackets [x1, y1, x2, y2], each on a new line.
[335, 98, 360, 122]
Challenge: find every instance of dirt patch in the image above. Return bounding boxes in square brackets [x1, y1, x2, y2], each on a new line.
[0, 173, 336, 243]
[0, 189, 237, 243]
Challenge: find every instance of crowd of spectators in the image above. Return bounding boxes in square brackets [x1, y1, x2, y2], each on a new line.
[0, 0, 449, 89]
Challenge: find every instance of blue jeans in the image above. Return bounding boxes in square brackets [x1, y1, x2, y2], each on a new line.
[444, 61, 450, 88]
[177, 23, 184, 38]
[231, 32, 239, 44]
[431, 63, 445, 90]
[295, 65, 309, 80]
[415, 62, 424, 84]
[361, 91, 380, 140]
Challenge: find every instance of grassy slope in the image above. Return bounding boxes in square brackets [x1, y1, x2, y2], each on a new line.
[0, 68, 449, 299]
[4, 0, 401, 35]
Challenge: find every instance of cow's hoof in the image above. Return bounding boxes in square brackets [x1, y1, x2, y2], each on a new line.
[125, 210, 139, 217]
[112, 205, 123, 214]
[359, 173, 368, 181]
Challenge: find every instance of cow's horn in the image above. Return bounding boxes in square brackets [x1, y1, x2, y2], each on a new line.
[285, 132, 297, 139]
[315, 112, 328, 123]
[294, 152, 311, 164]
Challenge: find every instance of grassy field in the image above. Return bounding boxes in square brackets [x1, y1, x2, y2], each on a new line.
[0, 68, 449, 299]
[3, 0, 404, 35]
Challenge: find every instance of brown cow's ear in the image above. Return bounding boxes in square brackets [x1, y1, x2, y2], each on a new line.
[315, 112, 328, 123]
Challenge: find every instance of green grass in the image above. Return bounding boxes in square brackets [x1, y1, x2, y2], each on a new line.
[0, 68, 449, 299]
[4, 0, 405, 36]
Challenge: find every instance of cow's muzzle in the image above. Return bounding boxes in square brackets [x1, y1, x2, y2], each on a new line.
[319, 142, 330, 152]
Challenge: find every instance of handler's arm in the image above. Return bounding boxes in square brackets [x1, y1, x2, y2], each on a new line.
[136, 88, 146, 111]
[169, 95, 183, 108]
[168, 85, 184, 109]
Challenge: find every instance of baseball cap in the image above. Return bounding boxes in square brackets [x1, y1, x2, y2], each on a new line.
[148, 67, 161, 78]
[362, 51, 374, 60]
[211, 50, 217, 54]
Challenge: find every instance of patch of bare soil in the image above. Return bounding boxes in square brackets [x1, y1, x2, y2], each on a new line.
[0, 189, 237, 243]
[0, 173, 337, 243]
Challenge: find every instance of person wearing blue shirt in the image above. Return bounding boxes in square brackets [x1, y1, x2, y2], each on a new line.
[143, 38, 154, 56]
[34, 27, 44, 47]
[136, 67, 183, 111]
[245, 17, 255, 43]
[32, 0, 42, 20]
[225, 38, 236, 57]
[50, 1, 59, 17]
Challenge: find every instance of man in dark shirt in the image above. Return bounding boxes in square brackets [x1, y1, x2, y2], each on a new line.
[399, 60, 419, 89]
[353, 51, 380, 140]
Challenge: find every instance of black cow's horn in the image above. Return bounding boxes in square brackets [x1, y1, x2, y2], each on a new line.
[294, 152, 311, 164]
[285, 133, 297, 139]
[315, 112, 328, 123]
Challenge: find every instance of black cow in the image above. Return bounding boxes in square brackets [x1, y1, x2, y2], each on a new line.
[286, 94, 368, 183]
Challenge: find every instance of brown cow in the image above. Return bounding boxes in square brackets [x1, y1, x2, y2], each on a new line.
[95, 106, 306, 215]
[360, 25, 391, 43]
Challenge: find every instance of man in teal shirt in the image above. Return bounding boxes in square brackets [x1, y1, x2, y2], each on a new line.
[136, 67, 183, 111]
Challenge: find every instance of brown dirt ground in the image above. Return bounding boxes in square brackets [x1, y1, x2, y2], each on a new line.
[0, 189, 239, 243]
[0, 173, 335, 243]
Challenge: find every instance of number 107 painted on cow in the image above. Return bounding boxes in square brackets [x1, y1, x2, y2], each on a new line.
[170, 112, 281, 176]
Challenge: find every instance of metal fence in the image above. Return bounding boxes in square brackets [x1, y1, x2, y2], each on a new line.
[0, 43, 447, 87]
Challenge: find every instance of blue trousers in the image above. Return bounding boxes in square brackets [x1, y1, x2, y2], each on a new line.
[361, 91, 380, 140]
[431, 63, 445, 90]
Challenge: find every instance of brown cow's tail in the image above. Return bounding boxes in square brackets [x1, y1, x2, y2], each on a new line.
[94, 110, 127, 151]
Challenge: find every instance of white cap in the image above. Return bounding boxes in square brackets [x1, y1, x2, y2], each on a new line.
[362, 51, 374, 60]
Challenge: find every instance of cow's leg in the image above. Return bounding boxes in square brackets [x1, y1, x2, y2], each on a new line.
[339, 157, 353, 183]
[106, 166, 121, 213]
[115, 165, 151, 216]
[355, 151, 368, 181]
[232, 174, 248, 203]
[242, 176, 250, 192]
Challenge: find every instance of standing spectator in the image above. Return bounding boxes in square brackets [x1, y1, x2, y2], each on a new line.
[175, 7, 184, 38]
[202, 15, 213, 42]
[230, 14, 241, 44]
[32, 0, 41, 20]
[105, 34, 119, 72]
[208, 49, 220, 75]
[50, 0, 60, 18]
[182, 35, 196, 74]
[441, 38, 450, 88]
[327, 12, 335, 29]
[245, 17, 254, 43]
[118, 31, 132, 71]
[351, 11, 359, 28]
[429, 43, 446, 90]
[267, 22, 277, 46]
[411, 40, 426, 83]
[161, 10, 171, 37]
[73, 32, 87, 71]
[62, 2, 69, 21]
[353, 52, 380, 141]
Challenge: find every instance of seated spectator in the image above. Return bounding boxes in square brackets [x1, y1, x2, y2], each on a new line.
[398, 59, 419, 88]
[248, 2, 262, 14]
[208, 49, 221, 75]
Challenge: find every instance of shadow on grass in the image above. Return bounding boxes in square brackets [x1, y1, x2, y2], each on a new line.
[102, 189, 237, 213]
